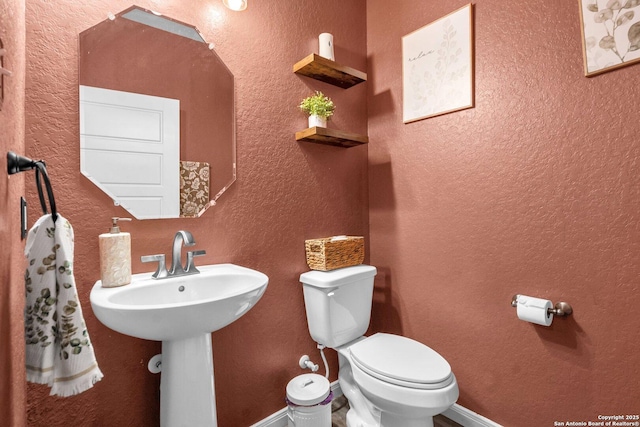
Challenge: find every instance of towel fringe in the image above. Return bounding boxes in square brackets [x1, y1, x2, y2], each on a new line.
[50, 367, 103, 397]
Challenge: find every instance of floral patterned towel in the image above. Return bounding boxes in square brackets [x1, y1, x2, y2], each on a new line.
[180, 161, 210, 217]
[24, 214, 103, 397]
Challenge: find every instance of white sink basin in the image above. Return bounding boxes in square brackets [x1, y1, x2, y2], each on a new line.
[90, 263, 268, 341]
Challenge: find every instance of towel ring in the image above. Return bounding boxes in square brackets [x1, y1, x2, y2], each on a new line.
[35, 162, 57, 222]
[7, 151, 58, 222]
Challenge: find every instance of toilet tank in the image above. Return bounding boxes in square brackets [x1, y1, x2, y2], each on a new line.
[299, 265, 377, 348]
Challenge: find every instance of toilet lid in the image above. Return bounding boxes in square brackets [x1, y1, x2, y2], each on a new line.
[350, 333, 453, 390]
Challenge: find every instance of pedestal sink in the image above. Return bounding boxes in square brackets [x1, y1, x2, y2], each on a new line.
[90, 263, 268, 427]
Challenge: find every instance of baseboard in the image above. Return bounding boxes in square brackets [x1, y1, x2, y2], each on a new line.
[443, 404, 503, 427]
[249, 381, 502, 427]
[248, 407, 288, 427]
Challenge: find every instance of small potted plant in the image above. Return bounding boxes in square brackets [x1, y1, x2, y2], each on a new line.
[299, 91, 335, 128]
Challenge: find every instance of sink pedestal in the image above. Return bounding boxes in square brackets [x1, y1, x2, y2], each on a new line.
[161, 334, 217, 426]
[90, 264, 269, 426]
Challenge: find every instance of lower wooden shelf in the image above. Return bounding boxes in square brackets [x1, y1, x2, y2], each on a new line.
[295, 127, 368, 148]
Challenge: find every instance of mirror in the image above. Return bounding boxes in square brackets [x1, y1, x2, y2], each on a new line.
[79, 6, 236, 219]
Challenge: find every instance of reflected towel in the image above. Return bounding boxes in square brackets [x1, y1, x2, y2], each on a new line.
[24, 214, 103, 397]
[180, 161, 210, 218]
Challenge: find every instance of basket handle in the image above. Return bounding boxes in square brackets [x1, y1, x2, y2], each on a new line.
[308, 243, 323, 253]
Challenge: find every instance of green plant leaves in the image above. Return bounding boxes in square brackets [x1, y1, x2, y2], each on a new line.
[299, 91, 335, 119]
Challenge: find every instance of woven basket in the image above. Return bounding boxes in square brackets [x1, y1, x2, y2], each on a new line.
[305, 236, 364, 271]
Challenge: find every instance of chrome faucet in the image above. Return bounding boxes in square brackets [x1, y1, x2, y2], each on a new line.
[141, 230, 206, 279]
[169, 230, 195, 275]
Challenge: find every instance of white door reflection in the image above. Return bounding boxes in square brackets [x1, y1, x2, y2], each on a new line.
[80, 85, 180, 219]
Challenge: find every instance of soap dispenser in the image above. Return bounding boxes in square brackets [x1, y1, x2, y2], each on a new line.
[99, 217, 132, 288]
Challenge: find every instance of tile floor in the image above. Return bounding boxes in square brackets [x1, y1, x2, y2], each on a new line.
[331, 395, 462, 427]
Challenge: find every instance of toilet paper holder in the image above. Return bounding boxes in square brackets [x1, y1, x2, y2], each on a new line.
[511, 295, 573, 317]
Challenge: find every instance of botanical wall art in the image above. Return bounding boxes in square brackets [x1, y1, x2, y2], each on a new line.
[579, 0, 640, 76]
[402, 4, 474, 123]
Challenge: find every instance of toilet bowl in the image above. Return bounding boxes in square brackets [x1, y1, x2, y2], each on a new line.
[344, 334, 458, 427]
[299, 266, 459, 427]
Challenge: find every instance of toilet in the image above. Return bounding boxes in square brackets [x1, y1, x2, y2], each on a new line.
[299, 265, 459, 427]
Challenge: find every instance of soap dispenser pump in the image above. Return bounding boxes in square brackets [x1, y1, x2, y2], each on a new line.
[99, 217, 132, 288]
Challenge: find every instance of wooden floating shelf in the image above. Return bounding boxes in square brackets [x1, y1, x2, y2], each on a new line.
[295, 127, 368, 148]
[293, 54, 367, 89]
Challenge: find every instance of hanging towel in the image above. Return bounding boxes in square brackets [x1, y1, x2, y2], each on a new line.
[24, 214, 103, 397]
[180, 160, 210, 217]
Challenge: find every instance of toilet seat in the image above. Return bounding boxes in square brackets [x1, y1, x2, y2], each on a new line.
[349, 333, 454, 390]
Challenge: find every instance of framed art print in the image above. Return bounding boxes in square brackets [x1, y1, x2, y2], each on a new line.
[579, 0, 640, 76]
[402, 4, 474, 123]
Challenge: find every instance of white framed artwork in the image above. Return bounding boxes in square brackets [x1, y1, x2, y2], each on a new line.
[578, 0, 640, 76]
[402, 4, 474, 123]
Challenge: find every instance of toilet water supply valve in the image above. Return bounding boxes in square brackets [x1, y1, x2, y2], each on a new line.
[299, 344, 330, 378]
[299, 355, 319, 372]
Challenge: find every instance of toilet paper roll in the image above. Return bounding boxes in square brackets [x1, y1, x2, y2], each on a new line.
[319, 33, 334, 61]
[516, 295, 553, 326]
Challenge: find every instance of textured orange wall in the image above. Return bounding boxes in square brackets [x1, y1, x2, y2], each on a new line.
[14, 1, 639, 426]
[21, 0, 367, 425]
[367, 0, 640, 425]
[0, 0, 27, 425]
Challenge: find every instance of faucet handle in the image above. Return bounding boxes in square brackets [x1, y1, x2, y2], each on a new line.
[185, 250, 206, 274]
[141, 254, 168, 279]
